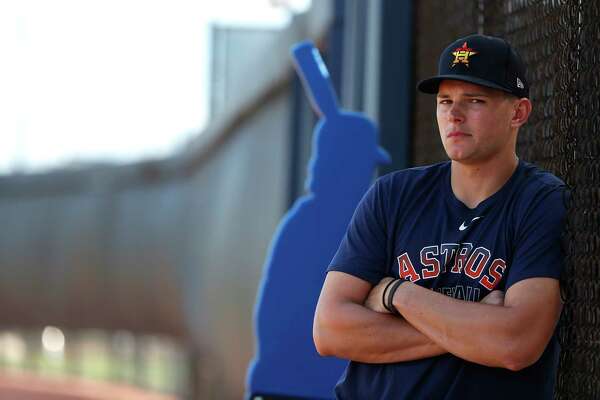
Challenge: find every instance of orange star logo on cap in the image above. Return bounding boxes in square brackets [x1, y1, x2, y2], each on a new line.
[451, 42, 477, 67]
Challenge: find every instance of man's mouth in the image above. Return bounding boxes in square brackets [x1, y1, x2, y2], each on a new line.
[447, 131, 469, 138]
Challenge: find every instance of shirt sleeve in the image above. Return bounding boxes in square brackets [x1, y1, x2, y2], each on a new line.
[327, 178, 389, 285]
[505, 186, 568, 290]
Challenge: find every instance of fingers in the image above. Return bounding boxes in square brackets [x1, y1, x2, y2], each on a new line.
[481, 290, 505, 306]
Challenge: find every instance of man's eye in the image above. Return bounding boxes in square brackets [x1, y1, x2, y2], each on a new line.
[470, 98, 484, 103]
[438, 100, 451, 105]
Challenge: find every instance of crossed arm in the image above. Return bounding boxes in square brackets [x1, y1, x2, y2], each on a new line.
[313, 271, 562, 370]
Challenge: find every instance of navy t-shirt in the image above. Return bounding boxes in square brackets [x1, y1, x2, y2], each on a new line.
[327, 160, 567, 400]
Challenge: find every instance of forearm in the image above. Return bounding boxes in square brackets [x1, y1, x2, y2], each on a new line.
[392, 282, 520, 369]
[314, 300, 446, 364]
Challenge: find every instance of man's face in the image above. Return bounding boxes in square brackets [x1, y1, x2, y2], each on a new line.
[436, 80, 518, 164]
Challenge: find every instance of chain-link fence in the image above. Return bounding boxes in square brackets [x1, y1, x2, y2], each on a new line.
[412, 1, 600, 398]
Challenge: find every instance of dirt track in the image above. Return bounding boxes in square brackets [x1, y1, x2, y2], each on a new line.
[0, 371, 176, 400]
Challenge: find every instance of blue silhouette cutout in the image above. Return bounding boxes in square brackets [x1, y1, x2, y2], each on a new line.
[246, 41, 391, 399]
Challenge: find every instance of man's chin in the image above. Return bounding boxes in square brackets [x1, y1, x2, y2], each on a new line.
[447, 153, 485, 166]
[446, 151, 473, 162]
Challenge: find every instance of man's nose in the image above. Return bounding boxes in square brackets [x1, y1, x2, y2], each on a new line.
[448, 103, 465, 123]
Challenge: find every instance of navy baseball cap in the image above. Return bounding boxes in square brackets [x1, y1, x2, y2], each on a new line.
[417, 34, 529, 98]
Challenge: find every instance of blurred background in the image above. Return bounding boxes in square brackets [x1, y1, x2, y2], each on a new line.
[0, 0, 598, 399]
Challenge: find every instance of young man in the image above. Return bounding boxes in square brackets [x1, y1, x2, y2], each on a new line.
[313, 34, 567, 399]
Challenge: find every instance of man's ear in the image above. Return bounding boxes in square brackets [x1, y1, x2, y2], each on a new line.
[511, 98, 532, 128]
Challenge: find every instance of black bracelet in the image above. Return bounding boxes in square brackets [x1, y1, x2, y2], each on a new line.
[386, 279, 407, 315]
[381, 278, 399, 313]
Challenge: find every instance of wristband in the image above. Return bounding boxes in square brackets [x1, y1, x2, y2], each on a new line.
[381, 278, 399, 313]
[386, 279, 407, 315]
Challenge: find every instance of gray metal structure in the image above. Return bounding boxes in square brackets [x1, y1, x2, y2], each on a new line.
[210, 25, 280, 119]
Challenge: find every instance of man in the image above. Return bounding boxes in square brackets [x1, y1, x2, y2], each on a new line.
[313, 34, 567, 399]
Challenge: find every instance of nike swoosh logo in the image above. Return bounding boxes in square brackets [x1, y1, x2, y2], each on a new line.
[459, 216, 483, 231]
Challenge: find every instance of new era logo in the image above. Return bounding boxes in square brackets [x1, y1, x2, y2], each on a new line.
[516, 77, 524, 89]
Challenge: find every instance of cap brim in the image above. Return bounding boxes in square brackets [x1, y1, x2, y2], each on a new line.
[417, 75, 512, 95]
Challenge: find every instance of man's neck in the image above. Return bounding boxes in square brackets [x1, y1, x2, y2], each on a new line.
[450, 152, 519, 209]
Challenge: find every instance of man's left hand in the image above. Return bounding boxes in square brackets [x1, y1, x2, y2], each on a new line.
[364, 277, 395, 314]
